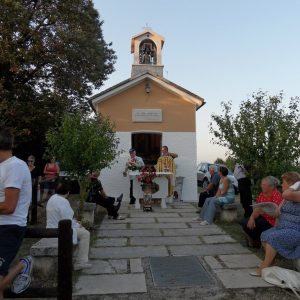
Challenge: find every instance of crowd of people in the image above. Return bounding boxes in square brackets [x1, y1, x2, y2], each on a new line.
[1, 127, 299, 297]
[194, 162, 300, 278]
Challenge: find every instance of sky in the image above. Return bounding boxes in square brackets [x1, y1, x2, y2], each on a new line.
[92, 0, 300, 163]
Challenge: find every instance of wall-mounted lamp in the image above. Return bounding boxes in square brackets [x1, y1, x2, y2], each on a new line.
[145, 82, 151, 94]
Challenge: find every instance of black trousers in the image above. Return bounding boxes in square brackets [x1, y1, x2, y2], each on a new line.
[95, 196, 118, 219]
[198, 190, 214, 207]
[241, 215, 272, 242]
[130, 180, 136, 204]
[238, 177, 253, 218]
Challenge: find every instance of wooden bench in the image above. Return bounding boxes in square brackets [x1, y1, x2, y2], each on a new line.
[217, 203, 238, 222]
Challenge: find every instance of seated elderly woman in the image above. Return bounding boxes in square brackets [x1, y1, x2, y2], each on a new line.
[251, 171, 300, 276]
[195, 166, 235, 226]
[241, 176, 283, 248]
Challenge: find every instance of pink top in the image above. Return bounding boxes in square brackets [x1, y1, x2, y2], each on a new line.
[44, 163, 59, 180]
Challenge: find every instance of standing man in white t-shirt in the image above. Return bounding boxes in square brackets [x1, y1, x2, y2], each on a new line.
[0, 128, 33, 297]
[123, 148, 144, 204]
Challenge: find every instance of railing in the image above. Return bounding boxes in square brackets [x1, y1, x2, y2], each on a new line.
[4, 219, 73, 300]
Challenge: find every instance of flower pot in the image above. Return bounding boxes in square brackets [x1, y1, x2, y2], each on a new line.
[141, 182, 159, 194]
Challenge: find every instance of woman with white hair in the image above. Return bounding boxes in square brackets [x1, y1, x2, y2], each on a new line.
[241, 176, 283, 248]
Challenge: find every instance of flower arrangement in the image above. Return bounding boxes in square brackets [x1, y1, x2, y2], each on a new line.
[137, 166, 157, 184]
[127, 160, 140, 171]
[138, 166, 159, 194]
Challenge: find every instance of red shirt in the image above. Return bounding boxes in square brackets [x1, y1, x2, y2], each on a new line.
[256, 189, 283, 226]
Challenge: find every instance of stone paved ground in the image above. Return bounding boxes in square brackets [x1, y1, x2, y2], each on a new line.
[73, 202, 295, 299]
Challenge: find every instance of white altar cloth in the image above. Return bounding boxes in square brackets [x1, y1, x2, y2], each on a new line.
[128, 171, 173, 209]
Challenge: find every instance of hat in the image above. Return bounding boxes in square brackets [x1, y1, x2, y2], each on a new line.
[129, 148, 135, 153]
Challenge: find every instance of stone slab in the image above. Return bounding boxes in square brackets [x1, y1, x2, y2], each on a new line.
[179, 212, 199, 217]
[171, 203, 195, 207]
[130, 236, 202, 246]
[125, 217, 157, 223]
[81, 259, 127, 274]
[156, 217, 197, 223]
[74, 274, 147, 295]
[189, 223, 226, 231]
[213, 268, 272, 288]
[94, 238, 128, 247]
[99, 223, 128, 230]
[129, 212, 180, 218]
[130, 223, 189, 229]
[130, 258, 143, 273]
[203, 256, 223, 269]
[154, 208, 198, 213]
[90, 246, 168, 259]
[202, 235, 236, 244]
[101, 217, 156, 224]
[97, 229, 162, 237]
[30, 238, 58, 256]
[169, 244, 251, 256]
[218, 254, 262, 268]
[109, 259, 128, 273]
[162, 228, 225, 236]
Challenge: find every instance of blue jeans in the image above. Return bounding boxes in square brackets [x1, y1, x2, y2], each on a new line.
[200, 196, 234, 224]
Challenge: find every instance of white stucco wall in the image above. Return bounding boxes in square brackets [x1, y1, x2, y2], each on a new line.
[100, 132, 198, 202]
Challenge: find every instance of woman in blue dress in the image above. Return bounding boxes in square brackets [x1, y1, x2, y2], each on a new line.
[252, 171, 300, 276]
[197, 166, 235, 226]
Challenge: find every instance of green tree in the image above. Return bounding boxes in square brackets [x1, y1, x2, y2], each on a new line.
[214, 158, 225, 164]
[224, 156, 236, 172]
[210, 91, 300, 185]
[45, 113, 120, 206]
[0, 0, 116, 159]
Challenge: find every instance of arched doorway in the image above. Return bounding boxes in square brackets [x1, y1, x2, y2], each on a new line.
[131, 132, 161, 166]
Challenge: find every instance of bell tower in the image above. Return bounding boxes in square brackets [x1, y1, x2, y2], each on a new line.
[131, 28, 165, 78]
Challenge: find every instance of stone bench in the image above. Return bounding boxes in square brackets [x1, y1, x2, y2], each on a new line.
[82, 202, 96, 224]
[30, 238, 77, 280]
[30, 238, 59, 280]
[217, 203, 238, 222]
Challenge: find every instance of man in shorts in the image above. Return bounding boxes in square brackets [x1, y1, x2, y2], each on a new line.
[0, 128, 33, 297]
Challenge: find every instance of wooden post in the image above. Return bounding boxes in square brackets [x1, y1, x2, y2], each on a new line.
[57, 219, 73, 300]
[4, 224, 73, 299]
[30, 184, 38, 224]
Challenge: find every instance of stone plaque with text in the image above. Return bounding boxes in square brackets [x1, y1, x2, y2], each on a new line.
[132, 109, 162, 122]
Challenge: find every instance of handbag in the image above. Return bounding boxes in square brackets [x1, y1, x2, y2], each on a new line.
[262, 266, 300, 299]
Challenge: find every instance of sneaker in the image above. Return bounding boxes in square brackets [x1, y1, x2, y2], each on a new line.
[11, 256, 33, 294]
[114, 215, 125, 220]
[249, 270, 261, 277]
[193, 217, 202, 221]
[199, 220, 209, 226]
[107, 215, 113, 219]
[74, 262, 92, 271]
[117, 193, 123, 202]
